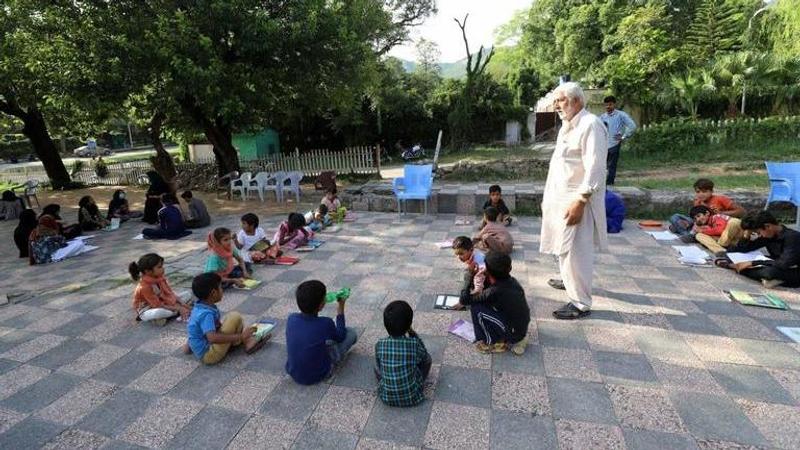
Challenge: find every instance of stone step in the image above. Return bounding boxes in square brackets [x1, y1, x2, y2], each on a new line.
[342, 181, 785, 218]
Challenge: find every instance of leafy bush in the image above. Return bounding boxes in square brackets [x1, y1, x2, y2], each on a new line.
[626, 116, 800, 159]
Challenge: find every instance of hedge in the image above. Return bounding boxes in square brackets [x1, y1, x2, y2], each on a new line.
[626, 116, 800, 158]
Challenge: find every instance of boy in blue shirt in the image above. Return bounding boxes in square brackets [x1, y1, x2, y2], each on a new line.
[375, 300, 431, 407]
[285, 280, 357, 385]
[184, 272, 267, 365]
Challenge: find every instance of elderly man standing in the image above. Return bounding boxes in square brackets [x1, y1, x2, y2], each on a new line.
[540, 82, 608, 320]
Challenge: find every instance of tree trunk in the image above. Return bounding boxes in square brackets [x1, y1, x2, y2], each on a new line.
[148, 112, 178, 181]
[203, 117, 240, 177]
[21, 108, 72, 189]
[178, 95, 240, 177]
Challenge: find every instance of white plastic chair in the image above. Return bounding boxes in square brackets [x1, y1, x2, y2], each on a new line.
[280, 171, 303, 203]
[246, 172, 271, 202]
[230, 172, 252, 201]
[265, 171, 286, 202]
[22, 180, 40, 208]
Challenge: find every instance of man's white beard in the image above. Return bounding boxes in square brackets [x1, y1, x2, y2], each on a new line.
[556, 110, 567, 120]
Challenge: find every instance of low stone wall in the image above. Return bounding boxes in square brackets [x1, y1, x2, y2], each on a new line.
[436, 158, 549, 181]
[341, 181, 791, 219]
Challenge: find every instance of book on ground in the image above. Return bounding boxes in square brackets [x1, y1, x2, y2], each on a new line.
[250, 240, 270, 252]
[105, 218, 120, 231]
[777, 327, 800, 343]
[434, 294, 461, 310]
[648, 230, 679, 240]
[435, 240, 453, 249]
[454, 217, 471, 226]
[448, 319, 475, 342]
[727, 290, 787, 310]
[252, 319, 277, 341]
[265, 256, 299, 265]
[727, 250, 771, 264]
[236, 279, 261, 290]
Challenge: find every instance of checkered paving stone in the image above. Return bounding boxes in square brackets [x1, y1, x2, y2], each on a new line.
[0, 212, 799, 449]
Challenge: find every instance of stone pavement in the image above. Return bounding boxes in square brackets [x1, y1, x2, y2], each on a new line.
[1, 212, 800, 449]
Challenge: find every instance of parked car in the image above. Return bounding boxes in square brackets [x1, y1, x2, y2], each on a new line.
[73, 145, 112, 157]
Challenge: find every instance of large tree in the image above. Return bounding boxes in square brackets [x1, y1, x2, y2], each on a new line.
[108, 0, 433, 176]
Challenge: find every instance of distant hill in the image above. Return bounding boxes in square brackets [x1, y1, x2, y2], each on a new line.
[399, 46, 508, 80]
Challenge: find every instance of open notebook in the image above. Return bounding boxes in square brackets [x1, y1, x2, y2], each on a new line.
[434, 294, 461, 310]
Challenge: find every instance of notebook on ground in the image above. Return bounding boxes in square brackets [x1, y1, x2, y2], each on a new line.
[297, 239, 325, 252]
[252, 319, 277, 341]
[777, 327, 800, 343]
[105, 218, 121, 231]
[263, 256, 299, 265]
[435, 240, 453, 249]
[250, 240, 271, 252]
[434, 294, 461, 310]
[727, 290, 788, 310]
[647, 230, 679, 240]
[727, 250, 771, 264]
[235, 279, 262, 290]
[448, 319, 475, 342]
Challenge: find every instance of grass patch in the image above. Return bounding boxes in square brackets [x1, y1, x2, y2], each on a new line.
[105, 148, 180, 164]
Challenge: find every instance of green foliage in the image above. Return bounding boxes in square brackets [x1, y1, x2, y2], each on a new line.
[626, 116, 800, 159]
[685, 0, 746, 62]
[662, 70, 717, 120]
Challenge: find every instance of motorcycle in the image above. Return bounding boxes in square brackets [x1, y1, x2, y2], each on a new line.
[401, 144, 426, 161]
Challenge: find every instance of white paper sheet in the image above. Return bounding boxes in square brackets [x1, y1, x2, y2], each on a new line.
[727, 250, 771, 264]
[435, 241, 452, 249]
[132, 233, 144, 240]
[671, 245, 709, 260]
[646, 230, 679, 241]
[448, 319, 475, 342]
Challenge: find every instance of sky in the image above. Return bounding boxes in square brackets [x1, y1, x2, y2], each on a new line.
[389, 0, 534, 63]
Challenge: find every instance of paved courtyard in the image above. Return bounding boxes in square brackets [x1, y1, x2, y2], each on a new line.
[1, 211, 800, 449]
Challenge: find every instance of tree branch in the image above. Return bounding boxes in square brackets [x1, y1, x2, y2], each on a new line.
[477, 47, 495, 75]
[454, 14, 472, 75]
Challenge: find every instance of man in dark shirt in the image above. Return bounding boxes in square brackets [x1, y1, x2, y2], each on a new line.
[456, 252, 530, 355]
[725, 211, 800, 288]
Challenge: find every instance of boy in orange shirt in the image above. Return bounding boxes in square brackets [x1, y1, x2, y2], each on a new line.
[688, 205, 743, 255]
[669, 178, 744, 236]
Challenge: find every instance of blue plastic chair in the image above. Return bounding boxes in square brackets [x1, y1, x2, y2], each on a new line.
[765, 161, 800, 226]
[392, 164, 433, 214]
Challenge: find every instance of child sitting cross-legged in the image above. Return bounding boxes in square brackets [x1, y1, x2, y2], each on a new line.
[481, 184, 512, 227]
[129, 253, 191, 326]
[142, 193, 191, 240]
[184, 272, 268, 365]
[205, 227, 250, 288]
[670, 178, 745, 237]
[689, 205, 743, 255]
[273, 212, 312, 250]
[304, 204, 332, 232]
[285, 280, 358, 385]
[473, 206, 514, 255]
[375, 300, 432, 407]
[453, 252, 531, 355]
[235, 213, 277, 264]
[322, 186, 347, 222]
[78, 195, 109, 231]
[453, 236, 486, 294]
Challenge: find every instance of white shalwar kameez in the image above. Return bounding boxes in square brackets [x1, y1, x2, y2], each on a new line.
[539, 109, 608, 310]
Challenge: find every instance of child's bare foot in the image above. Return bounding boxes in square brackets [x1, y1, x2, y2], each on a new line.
[244, 334, 270, 354]
[182, 342, 192, 355]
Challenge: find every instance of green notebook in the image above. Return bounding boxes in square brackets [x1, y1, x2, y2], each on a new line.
[727, 290, 788, 310]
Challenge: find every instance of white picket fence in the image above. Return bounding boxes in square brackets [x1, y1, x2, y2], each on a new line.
[0, 146, 378, 187]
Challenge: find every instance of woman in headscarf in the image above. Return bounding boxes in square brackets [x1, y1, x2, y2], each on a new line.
[78, 195, 109, 231]
[29, 215, 67, 265]
[41, 204, 82, 239]
[143, 171, 170, 224]
[107, 189, 142, 222]
[14, 209, 37, 258]
[0, 190, 23, 220]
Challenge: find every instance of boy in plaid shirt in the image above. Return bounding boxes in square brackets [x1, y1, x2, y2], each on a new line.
[374, 300, 432, 407]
